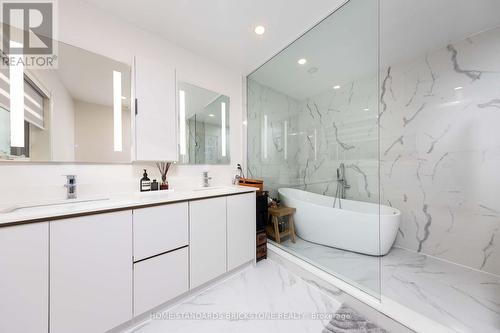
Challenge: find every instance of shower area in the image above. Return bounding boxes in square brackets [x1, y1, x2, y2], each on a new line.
[246, 0, 500, 332]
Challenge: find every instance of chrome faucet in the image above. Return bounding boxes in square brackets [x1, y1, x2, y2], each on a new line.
[337, 163, 350, 199]
[232, 163, 245, 185]
[202, 171, 212, 187]
[64, 175, 77, 199]
[333, 163, 350, 208]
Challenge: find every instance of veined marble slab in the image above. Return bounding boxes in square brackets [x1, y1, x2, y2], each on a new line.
[129, 260, 342, 333]
[278, 237, 381, 297]
[247, 25, 500, 276]
[279, 238, 500, 333]
[127, 260, 410, 333]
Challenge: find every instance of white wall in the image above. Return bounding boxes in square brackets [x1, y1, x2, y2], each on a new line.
[0, 0, 244, 204]
[247, 77, 379, 200]
[379, 26, 500, 276]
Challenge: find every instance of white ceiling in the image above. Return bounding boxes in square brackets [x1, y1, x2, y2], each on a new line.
[250, 0, 500, 100]
[81, 0, 347, 74]
[250, 0, 378, 100]
[380, 0, 500, 69]
[79, 0, 500, 100]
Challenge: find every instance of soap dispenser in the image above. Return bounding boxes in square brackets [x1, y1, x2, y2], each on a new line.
[140, 169, 151, 192]
[151, 179, 159, 191]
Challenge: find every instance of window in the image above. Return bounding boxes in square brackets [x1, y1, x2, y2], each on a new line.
[0, 69, 47, 160]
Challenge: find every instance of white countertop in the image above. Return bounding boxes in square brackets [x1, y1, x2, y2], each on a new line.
[0, 186, 257, 227]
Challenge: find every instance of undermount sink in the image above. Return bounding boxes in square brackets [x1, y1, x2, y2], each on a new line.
[0, 198, 110, 214]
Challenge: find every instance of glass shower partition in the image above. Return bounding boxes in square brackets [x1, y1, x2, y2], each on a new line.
[247, 0, 381, 298]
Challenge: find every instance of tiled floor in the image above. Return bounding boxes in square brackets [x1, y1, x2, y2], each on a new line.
[279, 237, 381, 296]
[280, 237, 500, 333]
[125, 260, 411, 333]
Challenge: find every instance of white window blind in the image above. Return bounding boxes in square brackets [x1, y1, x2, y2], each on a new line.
[0, 68, 45, 129]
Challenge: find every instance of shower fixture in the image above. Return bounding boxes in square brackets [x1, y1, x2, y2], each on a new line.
[333, 163, 350, 208]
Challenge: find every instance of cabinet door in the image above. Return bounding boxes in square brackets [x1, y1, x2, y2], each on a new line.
[0, 223, 48, 333]
[50, 211, 133, 333]
[227, 193, 256, 270]
[134, 55, 177, 161]
[134, 247, 188, 315]
[133, 203, 188, 261]
[189, 197, 227, 289]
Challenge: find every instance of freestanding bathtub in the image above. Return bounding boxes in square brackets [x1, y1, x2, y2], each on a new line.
[278, 188, 401, 256]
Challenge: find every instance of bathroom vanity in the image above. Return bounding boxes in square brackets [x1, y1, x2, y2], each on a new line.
[0, 187, 256, 333]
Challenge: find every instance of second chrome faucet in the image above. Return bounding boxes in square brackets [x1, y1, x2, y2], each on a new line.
[202, 171, 212, 187]
[64, 175, 77, 199]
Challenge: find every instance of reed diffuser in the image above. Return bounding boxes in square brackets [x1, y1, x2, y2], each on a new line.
[156, 162, 172, 190]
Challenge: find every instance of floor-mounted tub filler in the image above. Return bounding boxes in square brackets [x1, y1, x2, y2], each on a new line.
[278, 188, 401, 256]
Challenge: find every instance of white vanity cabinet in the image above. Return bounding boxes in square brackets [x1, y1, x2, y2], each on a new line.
[0, 223, 49, 333]
[134, 55, 177, 161]
[49, 211, 133, 333]
[132, 203, 189, 315]
[0, 189, 256, 333]
[134, 247, 189, 315]
[133, 203, 188, 261]
[227, 192, 256, 270]
[189, 197, 227, 289]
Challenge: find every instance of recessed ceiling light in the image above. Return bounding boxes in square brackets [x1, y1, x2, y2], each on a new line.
[363, 108, 370, 111]
[209, 114, 215, 117]
[254, 25, 265, 35]
[454, 86, 463, 90]
[297, 58, 307, 65]
[333, 85, 341, 90]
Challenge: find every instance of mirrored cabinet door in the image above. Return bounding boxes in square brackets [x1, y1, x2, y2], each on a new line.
[177, 82, 230, 165]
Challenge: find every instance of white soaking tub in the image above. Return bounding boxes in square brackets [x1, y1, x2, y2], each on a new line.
[278, 188, 401, 256]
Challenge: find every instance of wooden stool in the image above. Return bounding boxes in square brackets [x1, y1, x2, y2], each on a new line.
[266, 206, 296, 244]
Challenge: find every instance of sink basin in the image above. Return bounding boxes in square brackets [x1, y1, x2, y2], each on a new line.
[0, 198, 110, 214]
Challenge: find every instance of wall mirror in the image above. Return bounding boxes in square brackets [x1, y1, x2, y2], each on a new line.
[0, 39, 132, 163]
[178, 82, 230, 164]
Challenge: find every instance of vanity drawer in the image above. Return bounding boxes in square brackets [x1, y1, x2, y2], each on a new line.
[133, 203, 188, 261]
[134, 247, 188, 315]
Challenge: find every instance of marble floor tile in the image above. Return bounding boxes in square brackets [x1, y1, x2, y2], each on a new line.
[125, 260, 407, 333]
[279, 238, 381, 296]
[129, 260, 341, 333]
[279, 237, 500, 333]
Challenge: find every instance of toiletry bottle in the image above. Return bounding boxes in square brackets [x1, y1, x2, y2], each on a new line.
[140, 169, 151, 192]
[151, 179, 159, 191]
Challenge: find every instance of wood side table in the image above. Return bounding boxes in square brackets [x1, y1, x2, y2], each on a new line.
[266, 206, 296, 244]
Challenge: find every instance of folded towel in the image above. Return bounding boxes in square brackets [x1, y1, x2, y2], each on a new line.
[322, 304, 388, 333]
